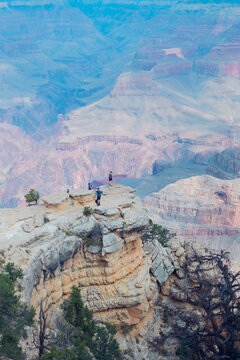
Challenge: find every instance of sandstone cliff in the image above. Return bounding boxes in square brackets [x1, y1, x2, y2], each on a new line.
[144, 175, 240, 271]
[0, 183, 206, 360]
[1, 183, 236, 359]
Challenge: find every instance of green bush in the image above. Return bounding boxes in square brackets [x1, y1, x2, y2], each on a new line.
[24, 188, 40, 205]
[141, 219, 176, 247]
[83, 207, 93, 216]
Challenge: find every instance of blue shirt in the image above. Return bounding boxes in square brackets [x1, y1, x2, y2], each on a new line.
[96, 190, 101, 198]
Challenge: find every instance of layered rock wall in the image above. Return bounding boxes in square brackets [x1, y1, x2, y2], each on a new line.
[0, 185, 154, 329]
[144, 175, 240, 270]
[1, 183, 232, 360]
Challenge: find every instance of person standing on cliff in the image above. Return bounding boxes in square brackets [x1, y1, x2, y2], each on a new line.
[95, 187, 102, 206]
[108, 171, 113, 186]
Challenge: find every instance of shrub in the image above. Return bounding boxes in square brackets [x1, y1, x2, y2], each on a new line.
[141, 219, 176, 247]
[83, 206, 93, 216]
[24, 188, 40, 205]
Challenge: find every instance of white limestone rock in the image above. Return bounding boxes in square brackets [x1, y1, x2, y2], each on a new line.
[143, 239, 174, 285]
[41, 192, 69, 206]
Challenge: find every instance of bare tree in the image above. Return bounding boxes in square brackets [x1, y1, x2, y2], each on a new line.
[164, 248, 240, 359]
[33, 299, 48, 358]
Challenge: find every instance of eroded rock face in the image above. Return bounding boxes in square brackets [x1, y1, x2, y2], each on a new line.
[144, 175, 240, 270]
[0, 184, 153, 329]
[0, 183, 225, 360]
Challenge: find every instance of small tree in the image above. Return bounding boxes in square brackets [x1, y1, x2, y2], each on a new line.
[24, 188, 40, 205]
[141, 219, 176, 247]
[0, 262, 35, 359]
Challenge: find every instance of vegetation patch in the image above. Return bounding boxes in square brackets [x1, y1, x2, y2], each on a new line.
[83, 235, 101, 247]
[42, 286, 120, 360]
[0, 262, 35, 359]
[141, 219, 176, 247]
[83, 206, 93, 216]
[24, 188, 40, 205]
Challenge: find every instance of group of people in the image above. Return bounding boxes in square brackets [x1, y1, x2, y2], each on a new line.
[88, 171, 113, 206]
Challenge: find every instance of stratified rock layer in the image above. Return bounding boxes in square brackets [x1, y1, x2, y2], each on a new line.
[0, 185, 155, 328]
[1, 183, 226, 360]
[144, 175, 240, 270]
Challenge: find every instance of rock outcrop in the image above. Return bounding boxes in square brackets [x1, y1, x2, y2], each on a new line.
[144, 175, 240, 270]
[1, 183, 234, 359]
[0, 184, 179, 359]
[0, 185, 155, 329]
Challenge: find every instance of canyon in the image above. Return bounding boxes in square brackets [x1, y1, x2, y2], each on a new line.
[144, 175, 240, 271]
[1, 1, 240, 206]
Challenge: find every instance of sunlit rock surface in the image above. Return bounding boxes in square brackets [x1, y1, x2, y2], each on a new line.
[144, 175, 240, 270]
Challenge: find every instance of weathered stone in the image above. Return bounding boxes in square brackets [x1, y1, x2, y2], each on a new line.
[143, 240, 174, 285]
[94, 207, 119, 217]
[87, 245, 101, 254]
[121, 208, 148, 231]
[69, 189, 95, 204]
[41, 192, 70, 209]
[22, 218, 35, 233]
[34, 214, 45, 227]
[176, 269, 185, 279]
[175, 247, 185, 257]
[102, 233, 118, 248]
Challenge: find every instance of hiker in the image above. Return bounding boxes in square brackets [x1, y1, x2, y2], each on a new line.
[95, 187, 102, 206]
[88, 183, 93, 190]
[108, 171, 113, 185]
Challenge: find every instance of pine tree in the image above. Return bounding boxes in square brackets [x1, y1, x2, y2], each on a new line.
[44, 286, 120, 360]
[0, 262, 35, 360]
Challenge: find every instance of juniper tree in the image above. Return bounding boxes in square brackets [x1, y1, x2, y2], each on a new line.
[163, 248, 240, 360]
[24, 188, 40, 205]
[141, 219, 176, 247]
